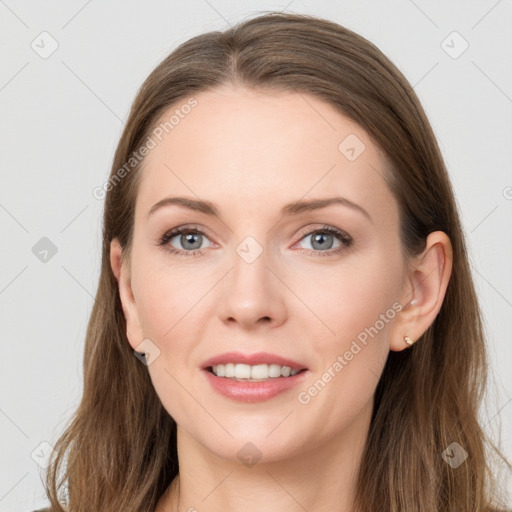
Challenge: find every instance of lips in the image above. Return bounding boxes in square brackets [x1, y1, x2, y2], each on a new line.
[201, 351, 308, 371]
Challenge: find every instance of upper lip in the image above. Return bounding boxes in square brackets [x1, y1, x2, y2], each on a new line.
[201, 351, 308, 371]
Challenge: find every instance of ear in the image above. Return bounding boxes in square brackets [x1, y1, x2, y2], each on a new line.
[389, 231, 453, 352]
[110, 238, 144, 350]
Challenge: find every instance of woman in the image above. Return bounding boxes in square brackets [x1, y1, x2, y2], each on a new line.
[39, 11, 510, 512]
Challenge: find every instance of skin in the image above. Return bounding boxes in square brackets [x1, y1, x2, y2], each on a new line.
[110, 85, 453, 512]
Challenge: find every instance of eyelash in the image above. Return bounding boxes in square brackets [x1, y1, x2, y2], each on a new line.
[157, 224, 353, 258]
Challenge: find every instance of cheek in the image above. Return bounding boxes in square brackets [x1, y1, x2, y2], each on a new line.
[291, 257, 400, 436]
[287, 253, 402, 347]
[132, 259, 208, 426]
[131, 251, 210, 338]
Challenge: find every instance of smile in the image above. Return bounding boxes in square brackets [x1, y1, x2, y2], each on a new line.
[209, 363, 302, 380]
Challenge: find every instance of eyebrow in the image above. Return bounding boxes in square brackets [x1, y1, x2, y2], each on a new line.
[147, 196, 372, 222]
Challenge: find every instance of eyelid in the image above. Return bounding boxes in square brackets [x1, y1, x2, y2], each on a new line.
[158, 223, 352, 256]
[294, 223, 351, 242]
[291, 224, 352, 254]
[157, 224, 214, 248]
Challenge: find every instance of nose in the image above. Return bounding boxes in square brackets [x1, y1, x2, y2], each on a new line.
[218, 242, 287, 330]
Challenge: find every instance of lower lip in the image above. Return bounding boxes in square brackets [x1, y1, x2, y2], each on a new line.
[202, 369, 309, 403]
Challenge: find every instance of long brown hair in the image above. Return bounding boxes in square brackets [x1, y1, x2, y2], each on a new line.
[45, 11, 511, 512]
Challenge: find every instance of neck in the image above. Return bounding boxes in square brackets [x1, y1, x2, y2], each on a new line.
[156, 399, 372, 512]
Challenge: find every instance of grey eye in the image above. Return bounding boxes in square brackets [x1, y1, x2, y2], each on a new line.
[169, 231, 209, 251]
[298, 231, 342, 251]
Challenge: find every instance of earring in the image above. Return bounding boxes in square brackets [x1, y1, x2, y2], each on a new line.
[404, 335, 414, 346]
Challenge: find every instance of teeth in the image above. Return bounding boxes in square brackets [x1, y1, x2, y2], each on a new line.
[225, 363, 235, 378]
[211, 363, 301, 380]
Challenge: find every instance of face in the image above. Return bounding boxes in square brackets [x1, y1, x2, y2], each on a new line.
[115, 85, 413, 463]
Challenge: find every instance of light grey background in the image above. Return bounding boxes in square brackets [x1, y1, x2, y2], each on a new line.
[1, 1, 511, 510]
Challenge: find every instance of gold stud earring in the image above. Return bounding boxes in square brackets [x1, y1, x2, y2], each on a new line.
[404, 335, 413, 346]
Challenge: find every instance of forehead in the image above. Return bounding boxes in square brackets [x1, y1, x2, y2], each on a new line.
[135, 86, 396, 223]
